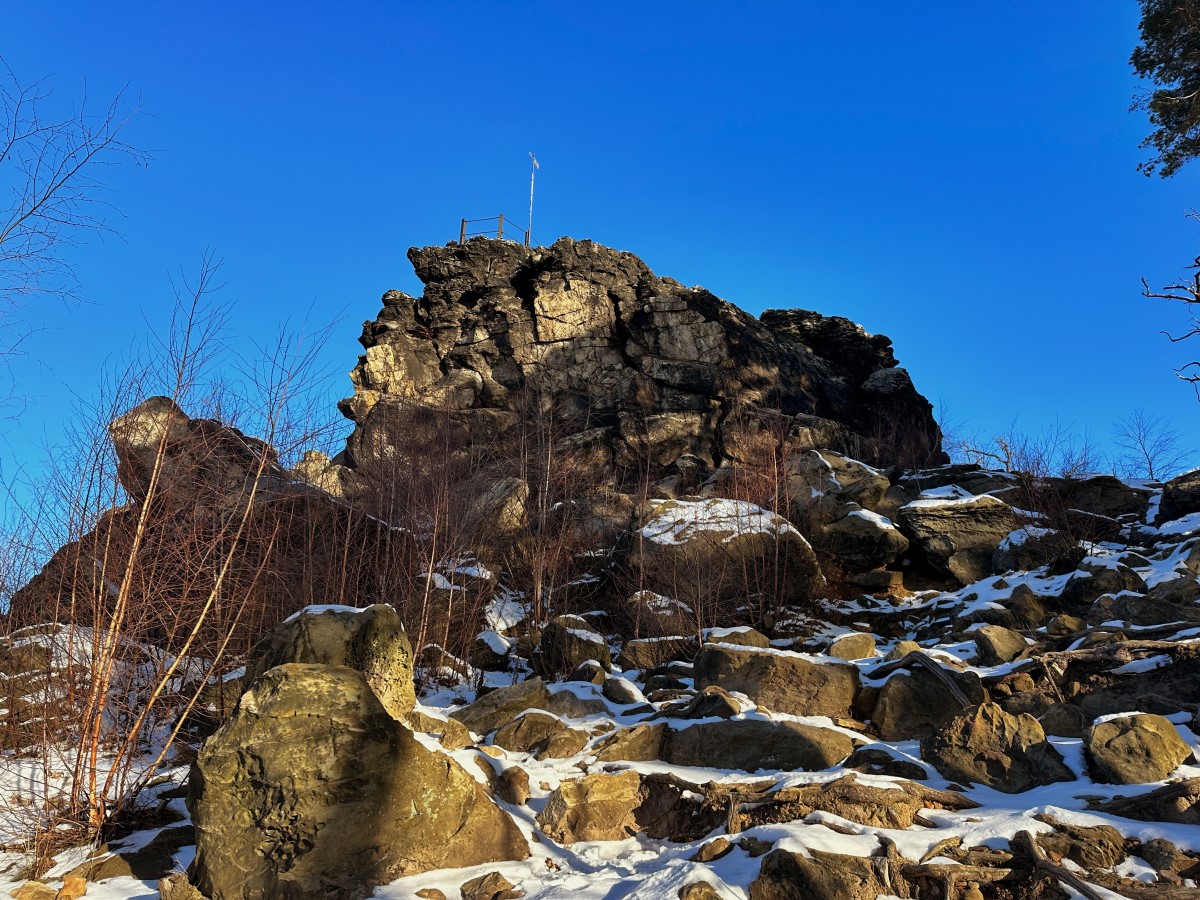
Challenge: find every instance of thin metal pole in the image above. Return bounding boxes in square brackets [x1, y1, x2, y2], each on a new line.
[497, 213, 504, 239]
[528, 152, 538, 247]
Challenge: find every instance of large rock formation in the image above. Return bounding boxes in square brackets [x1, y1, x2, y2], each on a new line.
[337, 237, 945, 488]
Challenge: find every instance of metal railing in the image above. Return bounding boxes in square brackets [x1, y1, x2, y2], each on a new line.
[458, 214, 531, 247]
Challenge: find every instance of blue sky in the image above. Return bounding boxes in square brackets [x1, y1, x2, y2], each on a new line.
[3, 2, 1199, 490]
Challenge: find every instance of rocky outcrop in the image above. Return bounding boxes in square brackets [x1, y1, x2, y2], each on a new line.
[10, 397, 409, 651]
[337, 237, 945, 488]
[188, 664, 528, 900]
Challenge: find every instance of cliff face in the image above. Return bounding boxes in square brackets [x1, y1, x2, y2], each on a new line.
[338, 237, 945, 482]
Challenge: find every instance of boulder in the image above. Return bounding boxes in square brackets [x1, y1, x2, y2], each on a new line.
[538, 615, 611, 673]
[664, 719, 854, 772]
[897, 494, 1019, 584]
[785, 449, 891, 527]
[749, 848, 892, 900]
[871, 664, 984, 741]
[972, 625, 1027, 665]
[693, 644, 859, 718]
[463, 476, 528, 537]
[1059, 562, 1147, 613]
[536, 771, 643, 843]
[633, 498, 826, 613]
[459, 872, 522, 900]
[450, 678, 552, 736]
[593, 723, 669, 762]
[1084, 714, 1194, 784]
[243, 604, 415, 720]
[493, 710, 588, 759]
[188, 665, 528, 900]
[617, 636, 694, 670]
[920, 702, 1075, 793]
[828, 633, 876, 661]
[815, 507, 908, 573]
[1159, 468, 1200, 524]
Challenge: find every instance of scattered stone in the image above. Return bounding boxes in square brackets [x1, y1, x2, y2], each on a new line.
[592, 723, 668, 762]
[738, 837, 774, 858]
[459, 871, 523, 900]
[677, 883, 721, 900]
[497, 766, 531, 806]
[601, 675, 646, 706]
[749, 848, 892, 900]
[189, 664, 528, 900]
[845, 746, 927, 781]
[416, 890, 447, 900]
[972, 624, 1027, 665]
[1084, 713, 1194, 784]
[1038, 703, 1088, 738]
[885, 640, 922, 661]
[1034, 815, 1125, 870]
[921, 702, 1075, 794]
[1096, 777, 1200, 824]
[897, 494, 1019, 584]
[828, 633, 876, 661]
[703, 627, 771, 649]
[667, 685, 743, 720]
[9, 883, 56, 900]
[155, 874, 204, 900]
[406, 709, 474, 750]
[690, 838, 733, 863]
[816, 507, 908, 573]
[617, 636, 694, 670]
[54, 879, 86, 900]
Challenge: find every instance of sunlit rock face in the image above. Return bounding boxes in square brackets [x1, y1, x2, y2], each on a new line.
[337, 236, 946, 488]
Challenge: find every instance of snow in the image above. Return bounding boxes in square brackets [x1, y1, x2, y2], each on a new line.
[1158, 511, 1200, 536]
[1110, 654, 1174, 675]
[283, 603, 366, 623]
[640, 498, 809, 547]
[846, 508, 896, 530]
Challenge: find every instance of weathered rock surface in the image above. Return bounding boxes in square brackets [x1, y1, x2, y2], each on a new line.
[749, 848, 892, 900]
[243, 604, 415, 720]
[897, 494, 1019, 584]
[11, 398, 409, 650]
[664, 719, 855, 772]
[1084, 713, 1194, 784]
[338, 238, 945, 488]
[632, 498, 826, 611]
[188, 664, 528, 900]
[536, 771, 643, 844]
[538, 615, 611, 673]
[920, 702, 1075, 793]
[870, 663, 985, 741]
[815, 507, 909, 573]
[450, 678, 552, 736]
[1159, 468, 1200, 524]
[972, 624, 1027, 665]
[693, 644, 859, 718]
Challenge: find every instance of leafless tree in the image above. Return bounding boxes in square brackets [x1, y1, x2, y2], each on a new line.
[1141, 210, 1200, 392]
[1112, 408, 1191, 481]
[0, 61, 148, 306]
